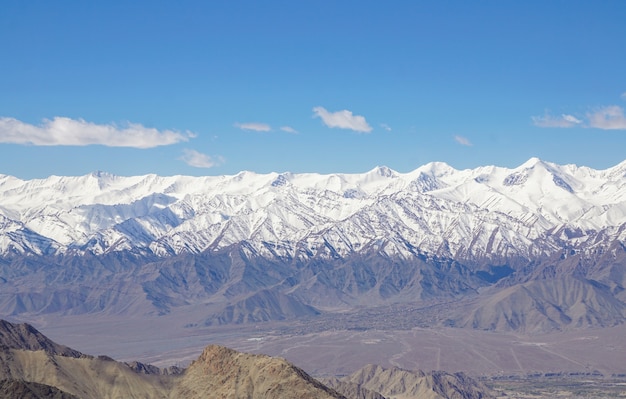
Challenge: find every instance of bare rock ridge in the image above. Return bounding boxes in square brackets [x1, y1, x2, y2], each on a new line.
[337, 364, 495, 399]
[452, 275, 626, 333]
[0, 319, 493, 399]
[1, 245, 624, 333]
[124, 360, 184, 376]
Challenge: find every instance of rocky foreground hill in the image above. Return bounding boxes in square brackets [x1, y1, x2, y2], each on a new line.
[0, 319, 493, 399]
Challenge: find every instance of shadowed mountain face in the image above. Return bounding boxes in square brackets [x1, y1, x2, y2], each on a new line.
[0, 319, 84, 357]
[0, 320, 494, 399]
[1, 243, 624, 333]
[0, 379, 78, 399]
[0, 249, 484, 317]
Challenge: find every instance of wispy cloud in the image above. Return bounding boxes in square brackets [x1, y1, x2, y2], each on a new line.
[621, 92, 626, 100]
[380, 123, 392, 132]
[180, 149, 223, 168]
[234, 122, 271, 132]
[0, 116, 193, 148]
[587, 106, 626, 130]
[532, 112, 582, 128]
[454, 135, 472, 146]
[533, 106, 626, 130]
[280, 126, 298, 134]
[312, 106, 372, 133]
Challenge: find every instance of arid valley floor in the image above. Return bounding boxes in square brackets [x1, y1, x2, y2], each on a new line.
[15, 310, 625, 372]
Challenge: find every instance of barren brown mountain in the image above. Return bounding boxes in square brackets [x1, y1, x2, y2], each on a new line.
[171, 344, 345, 399]
[341, 364, 495, 399]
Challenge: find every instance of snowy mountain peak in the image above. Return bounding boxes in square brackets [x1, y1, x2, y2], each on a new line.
[416, 161, 456, 177]
[0, 159, 625, 258]
[367, 165, 397, 178]
[519, 156, 544, 169]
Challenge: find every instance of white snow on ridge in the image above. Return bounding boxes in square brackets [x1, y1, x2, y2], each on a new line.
[0, 159, 625, 257]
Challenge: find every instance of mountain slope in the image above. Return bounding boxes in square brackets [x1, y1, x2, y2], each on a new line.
[0, 379, 77, 399]
[452, 276, 626, 333]
[0, 349, 172, 399]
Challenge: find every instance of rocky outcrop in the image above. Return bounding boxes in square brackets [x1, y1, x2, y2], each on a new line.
[171, 345, 346, 399]
[342, 364, 494, 399]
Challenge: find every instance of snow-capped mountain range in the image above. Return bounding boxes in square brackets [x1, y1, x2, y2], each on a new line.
[1, 157, 626, 259]
[2, 158, 626, 332]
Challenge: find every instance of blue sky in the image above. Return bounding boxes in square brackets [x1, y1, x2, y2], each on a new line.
[1, 1, 626, 178]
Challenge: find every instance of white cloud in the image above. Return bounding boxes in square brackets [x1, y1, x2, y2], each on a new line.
[380, 123, 392, 132]
[280, 126, 298, 134]
[312, 106, 372, 133]
[531, 112, 582, 128]
[621, 92, 626, 100]
[587, 106, 626, 130]
[454, 135, 472, 146]
[562, 114, 583, 124]
[180, 149, 223, 168]
[0, 116, 193, 148]
[234, 122, 271, 132]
